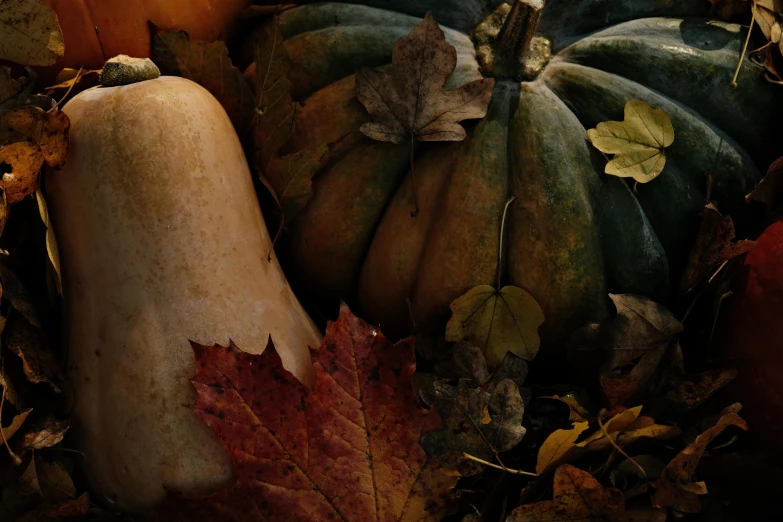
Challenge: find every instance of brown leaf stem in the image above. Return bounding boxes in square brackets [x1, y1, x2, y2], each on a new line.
[410, 135, 420, 217]
[497, 196, 516, 289]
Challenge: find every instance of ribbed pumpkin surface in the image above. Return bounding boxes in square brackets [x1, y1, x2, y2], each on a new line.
[270, 1, 779, 350]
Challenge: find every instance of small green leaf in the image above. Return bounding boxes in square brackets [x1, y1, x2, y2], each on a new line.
[445, 285, 544, 367]
[587, 100, 674, 183]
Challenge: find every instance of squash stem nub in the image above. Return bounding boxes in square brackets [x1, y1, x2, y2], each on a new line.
[496, 0, 544, 67]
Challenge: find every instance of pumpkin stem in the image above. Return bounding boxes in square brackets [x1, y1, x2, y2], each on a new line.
[496, 196, 516, 290]
[100, 56, 161, 87]
[497, 0, 544, 64]
[474, 0, 550, 80]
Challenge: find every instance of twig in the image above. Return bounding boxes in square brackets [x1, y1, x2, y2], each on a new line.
[707, 259, 730, 285]
[49, 67, 83, 112]
[731, 1, 757, 87]
[596, 409, 647, 481]
[462, 452, 538, 477]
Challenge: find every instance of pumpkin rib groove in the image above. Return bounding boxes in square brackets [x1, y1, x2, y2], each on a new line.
[556, 17, 780, 164]
[542, 62, 760, 200]
[407, 83, 512, 336]
[539, 0, 711, 51]
[506, 81, 608, 346]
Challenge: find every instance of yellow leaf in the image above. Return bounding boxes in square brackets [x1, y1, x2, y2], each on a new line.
[446, 285, 544, 368]
[536, 421, 589, 474]
[578, 406, 643, 447]
[0, 0, 64, 66]
[587, 100, 674, 184]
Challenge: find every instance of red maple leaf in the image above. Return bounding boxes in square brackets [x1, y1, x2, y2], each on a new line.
[150, 304, 456, 521]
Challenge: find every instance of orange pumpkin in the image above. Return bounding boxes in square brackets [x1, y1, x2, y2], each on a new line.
[42, 0, 249, 70]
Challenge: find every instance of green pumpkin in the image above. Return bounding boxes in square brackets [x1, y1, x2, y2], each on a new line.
[263, 0, 779, 354]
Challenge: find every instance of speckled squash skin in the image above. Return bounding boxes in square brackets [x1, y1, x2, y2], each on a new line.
[45, 76, 321, 512]
[263, 1, 779, 353]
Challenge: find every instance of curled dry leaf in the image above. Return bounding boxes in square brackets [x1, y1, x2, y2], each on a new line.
[0, 105, 70, 203]
[34, 456, 76, 502]
[535, 421, 589, 475]
[680, 203, 755, 292]
[152, 304, 457, 521]
[536, 407, 680, 475]
[649, 368, 739, 419]
[587, 100, 674, 184]
[421, 378, 526, 476]
[36, 492, 90, 519]
[151, 29, 255, 138]
[0, 66, 53, 114]
[3, 312, 63, 393]
[653, 411, 749, 513]
[45, 68, 102, 94]
[1, 407, 32, 443]
[0, 0, 64, 66]
[20, 415, 69, 450]
[571, 294, 682, 409]
[0, 260, 42, 327]
[747, 156, 783, 211]
[507, 464, 667, 522]
[356, 12, 495, 145]
[446, 285, 545, 367]
[35, 190, 61, 295]
[265, 144, 330, 223]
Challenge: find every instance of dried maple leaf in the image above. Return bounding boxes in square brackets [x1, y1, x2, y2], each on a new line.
[507, 464, 630, 522]
[587, 100, 674, 184]
[0, 0, 64, 66]
[420, 378, 526, 475]
[653, 411, 749, 513]
[680, 203, 755, 292]
[356, 12, 495, 145]
[151, 29, 255, 138]
[152, 304, 457, 521]
[571, 294, 683, 409]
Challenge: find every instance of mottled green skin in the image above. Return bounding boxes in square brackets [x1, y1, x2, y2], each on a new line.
[274, 3, 772, 355]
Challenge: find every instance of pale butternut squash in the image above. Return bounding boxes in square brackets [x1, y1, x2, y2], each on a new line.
[45, 69, 321, 512]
